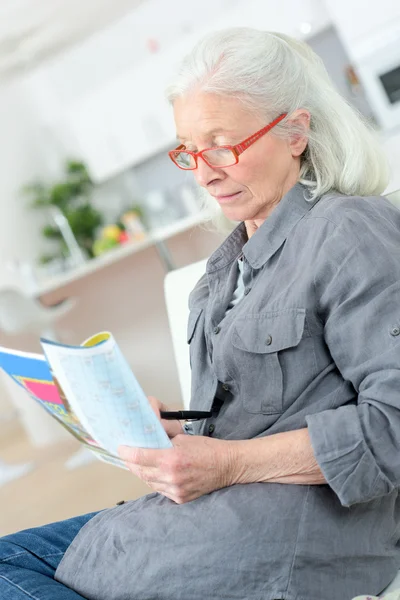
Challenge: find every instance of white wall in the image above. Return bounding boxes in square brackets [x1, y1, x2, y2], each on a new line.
[322, 0, 400, 60]
[0, 80, 58, 286]
[23, 0, 234, 121]
[0, 81, 53, 413]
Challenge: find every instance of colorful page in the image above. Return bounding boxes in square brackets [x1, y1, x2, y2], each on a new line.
[0, 346, 123, 467]
[41, 332, 172, 458]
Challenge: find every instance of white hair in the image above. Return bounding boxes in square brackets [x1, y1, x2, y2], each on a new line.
[166, 27, 389, 230]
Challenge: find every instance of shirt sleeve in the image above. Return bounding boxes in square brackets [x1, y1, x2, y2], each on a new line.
[306, 198, 400, 507]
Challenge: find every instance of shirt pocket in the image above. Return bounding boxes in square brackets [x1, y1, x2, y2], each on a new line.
[187, 308, 204, 370]
[231, 308, 306, 414]
[187, 308, 203, 344]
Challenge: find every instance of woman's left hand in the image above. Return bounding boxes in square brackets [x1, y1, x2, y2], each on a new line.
[118, 434, 236, 504]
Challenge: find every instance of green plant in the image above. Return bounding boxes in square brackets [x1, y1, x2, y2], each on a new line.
[24, 160, 103, 262]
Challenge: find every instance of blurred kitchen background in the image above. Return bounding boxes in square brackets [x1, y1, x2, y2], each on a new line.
[1, 0, 400, 534]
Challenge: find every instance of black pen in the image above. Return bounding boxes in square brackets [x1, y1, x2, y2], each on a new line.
[160, 410, 212, 421]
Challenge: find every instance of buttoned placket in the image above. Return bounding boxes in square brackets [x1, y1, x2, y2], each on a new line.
[203, 257, 257, 437]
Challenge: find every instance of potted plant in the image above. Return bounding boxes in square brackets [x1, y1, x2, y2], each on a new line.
[23, 159, 104, 264]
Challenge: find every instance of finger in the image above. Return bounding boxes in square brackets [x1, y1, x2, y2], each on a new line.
[171, 433, 190, 447]
[126, 464, 165, 485]
[147, 396, 170, 417]
[147, 396, 161, 418]
[162, 420, 184, 439]
[118, 445, 169, 466]
[128, 462, 189, 496]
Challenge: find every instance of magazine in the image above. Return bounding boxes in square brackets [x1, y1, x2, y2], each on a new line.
[0, 332, 172, 469]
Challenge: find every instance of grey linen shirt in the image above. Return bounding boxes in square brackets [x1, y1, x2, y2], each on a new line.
[56, 183, 400, 600]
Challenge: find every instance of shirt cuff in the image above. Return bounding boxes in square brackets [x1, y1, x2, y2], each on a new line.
[306, 405, 394, 507]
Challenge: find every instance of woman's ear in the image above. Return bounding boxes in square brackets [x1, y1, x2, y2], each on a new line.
[288, 109, 310, 157]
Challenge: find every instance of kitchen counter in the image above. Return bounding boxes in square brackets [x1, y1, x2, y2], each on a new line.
[34, 212, 209, 296]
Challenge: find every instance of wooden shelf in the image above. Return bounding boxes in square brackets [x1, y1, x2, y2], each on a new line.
[34, 212, 209, 296]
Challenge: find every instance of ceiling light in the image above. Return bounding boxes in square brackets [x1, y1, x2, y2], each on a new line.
[299, 22, 312, 35]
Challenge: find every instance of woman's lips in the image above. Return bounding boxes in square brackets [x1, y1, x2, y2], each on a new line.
[214, 191, 242, 204]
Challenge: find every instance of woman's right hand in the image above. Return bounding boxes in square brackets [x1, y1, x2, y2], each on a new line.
[147, 396, 183, 439]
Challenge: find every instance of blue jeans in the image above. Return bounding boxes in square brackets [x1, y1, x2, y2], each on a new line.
[0, 511, 99, 599]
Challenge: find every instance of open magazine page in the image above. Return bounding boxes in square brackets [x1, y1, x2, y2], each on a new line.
[41, 332, 172, 458]
[0, 345, 126, 468]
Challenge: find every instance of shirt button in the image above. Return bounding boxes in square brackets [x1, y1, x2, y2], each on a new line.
[213, 326, 221, 334]
[390, 327, 400, 336]
[208, 424, 215, 435]
[222, 383, 230, 392]
[265, 334, 273, 345]
[244, 287, 251, 296]
[183, 422, 193, 434]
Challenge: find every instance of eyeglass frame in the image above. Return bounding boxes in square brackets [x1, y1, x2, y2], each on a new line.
[168, 112, 288, 170]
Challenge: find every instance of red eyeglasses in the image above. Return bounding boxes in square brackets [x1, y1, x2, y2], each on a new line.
[168, 113, 287, 170]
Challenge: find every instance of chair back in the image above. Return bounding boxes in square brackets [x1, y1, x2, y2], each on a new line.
[164, 259, 207, 408]
[0, 288, 41, 334]
[386, 188, 400, 206]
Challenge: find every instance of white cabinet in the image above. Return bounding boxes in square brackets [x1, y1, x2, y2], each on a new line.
[62, 60, 177, 182]
[59, 33, 193, 182]
[323, 0, 400, 58]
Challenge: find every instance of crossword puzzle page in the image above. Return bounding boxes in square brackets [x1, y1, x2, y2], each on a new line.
[41, 332, 172, 459]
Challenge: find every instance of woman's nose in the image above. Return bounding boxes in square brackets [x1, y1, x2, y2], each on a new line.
[193, 157, 224, 187]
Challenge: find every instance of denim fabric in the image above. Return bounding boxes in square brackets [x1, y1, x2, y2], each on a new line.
[0, 512, 97, 599]
[55, 183, 400, 600]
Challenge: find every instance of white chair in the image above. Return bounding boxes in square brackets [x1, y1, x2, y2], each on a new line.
[387, 189, 400, 207]
[164, 258, 207, 408]
[0, 287, 76, 341]
[382, 571, 400, 594]
[163, 258, 400, 596]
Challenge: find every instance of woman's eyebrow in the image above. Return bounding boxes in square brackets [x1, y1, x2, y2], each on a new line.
[176, 128, 234, 142]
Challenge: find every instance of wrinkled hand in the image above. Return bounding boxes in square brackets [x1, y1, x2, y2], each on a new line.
[118, 434, 236, 504]
[147, 396, 183, 439]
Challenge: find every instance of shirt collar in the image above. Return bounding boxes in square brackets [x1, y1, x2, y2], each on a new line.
[207, 182, 319, 272]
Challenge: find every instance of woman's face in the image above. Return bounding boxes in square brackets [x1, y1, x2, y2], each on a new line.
[173, 92, 308, 225]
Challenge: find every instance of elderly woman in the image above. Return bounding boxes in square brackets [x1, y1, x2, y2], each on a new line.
[1, 27, 400, 600]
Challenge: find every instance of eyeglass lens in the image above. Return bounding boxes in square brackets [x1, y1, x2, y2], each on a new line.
[174, 147, 236, 169]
